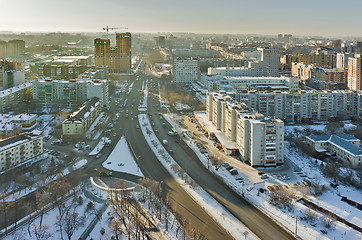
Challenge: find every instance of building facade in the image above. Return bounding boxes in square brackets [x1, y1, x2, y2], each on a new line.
[201, 75, 299, 92]
[0, 132, 43, 171]
[62, 97, 102, 140]
[208, 48, 280, 77]
[206, 92, 284, 167]
[94, 32, 132, 72]
[306, 134, 362, 168]
[0, 82, 32, 111]
[347, 56, 362, 91]
[173, 58, 200, 84]
[33, 78, 109, 107]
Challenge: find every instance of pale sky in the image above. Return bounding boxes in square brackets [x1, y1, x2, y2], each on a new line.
[1, 0, 361, 37]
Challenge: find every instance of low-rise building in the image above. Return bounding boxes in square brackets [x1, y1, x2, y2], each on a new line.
[201, 75, 299, 92]
[0, 132, 43, 171]
[62, 97, 102, 140]
[0, 113, 37, 139]
[305, 134, 362, 168]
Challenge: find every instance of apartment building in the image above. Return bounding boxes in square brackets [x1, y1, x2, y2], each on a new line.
[94, 32, 132, 72]
[233, 90, 361, 122]
[0, 40, 25, 58]
[336, 53, 354, 70]
[306, 134, 362, 168]
[31, 64, 108, 80]
[208, 48, 280, 77]
[347, 56, 362, 91]
[0, 132, 43, 171]
[206, 92, 284, 167]
[201, 75, 299, 92]
[236, 112, 284, 167]
[33, 78, 109, 107]
[173, 58, 200, 84]
[62, 97, 102, 140]
[0, 82, 32, 111]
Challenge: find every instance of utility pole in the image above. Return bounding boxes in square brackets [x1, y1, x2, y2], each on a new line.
[295, 216, 298, 238]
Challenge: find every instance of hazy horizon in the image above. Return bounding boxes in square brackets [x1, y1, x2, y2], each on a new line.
[1, 0, 362, 38]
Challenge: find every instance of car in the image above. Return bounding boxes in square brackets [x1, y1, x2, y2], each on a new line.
[136, 125, 139, 129]
[96, 154, 101, 159]
[113, 133, 117, 137]
[230, 170, 238, 175]
[168, 131, 173, 136]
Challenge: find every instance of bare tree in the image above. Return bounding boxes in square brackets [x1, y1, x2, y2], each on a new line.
[32, 224, 51, 240]
[109, 219, 123, 240]
[62, 212, 85, 240]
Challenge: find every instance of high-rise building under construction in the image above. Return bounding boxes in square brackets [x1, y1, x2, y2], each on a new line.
[94, 32, 131, 72]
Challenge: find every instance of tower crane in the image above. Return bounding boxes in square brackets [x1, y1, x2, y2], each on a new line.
[102, 26, 128, 39]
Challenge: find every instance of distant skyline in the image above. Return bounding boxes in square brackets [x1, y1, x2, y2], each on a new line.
[1, 0, 362, 38]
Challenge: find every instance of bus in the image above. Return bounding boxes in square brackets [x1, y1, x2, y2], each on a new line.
[171, 128, 178, 136]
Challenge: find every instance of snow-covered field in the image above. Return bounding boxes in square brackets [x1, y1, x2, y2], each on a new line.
[138, 113, 259, 240]
[102, 136, 144, 177]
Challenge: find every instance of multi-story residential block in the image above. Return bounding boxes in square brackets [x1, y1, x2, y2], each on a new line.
[94, 32, 132, 72]
[0, 40, 25, 58]
[305, 134, 362, 168]
[208, 48, 279, 77]
[62, 97, 102, 140]
[347, 56, 362, 91]
[0, 82, 32, 111]
[30, 64, 108, 80]
[201, 75, 299, 92]
[336, 52, 354, 70]
[236, 112, 284, 167]
[173, 58, 200, 84]
[292, 62, 347, 90]
[206, 92, 284, 167]
[234, 90, 360, 122]
[0, 132, 43, 171]
[33, 78, 109, 107]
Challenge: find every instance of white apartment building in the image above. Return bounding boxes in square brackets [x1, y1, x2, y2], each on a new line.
[86, 79, 109, 107]
[0, 132, 43, 171]
[208, 48, 280, 77]
[336, 52, 354, 70]
[201, 75, 299, 92]
[33, 78, 109, 106]
[236, 112, 284, 167]
[234, 90, 361, 122]
[173, 58, 200, 84]
[206, 92, 284, 167]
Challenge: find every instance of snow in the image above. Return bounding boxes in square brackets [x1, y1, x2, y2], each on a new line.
[138, 113, 259, 240]
[175, 114, 362, 240]
[2, 192, 104, 240]
[102, 136, 144, 177]
[88, 137, 111, 155]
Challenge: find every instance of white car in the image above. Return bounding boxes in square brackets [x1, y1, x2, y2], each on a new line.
[136, 125, 139, 129]
[96, 154, 101, 159]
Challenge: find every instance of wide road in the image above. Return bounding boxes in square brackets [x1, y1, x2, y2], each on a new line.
[115, 76, 233, 240]
[142, 78, 296, 240]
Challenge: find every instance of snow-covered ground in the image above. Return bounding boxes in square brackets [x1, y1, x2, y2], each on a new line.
[138, 113, 259, 240]
[2, 192, 104, 240]
[181, 115, 362, 240]
[102, 136, 144, 178]
[88, 137, 111, 155]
